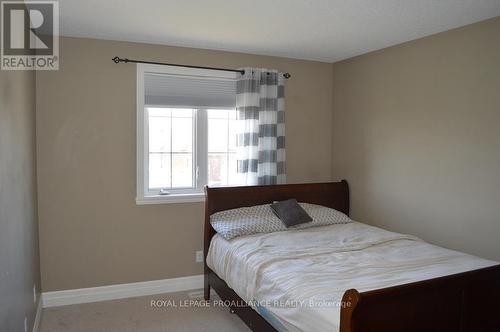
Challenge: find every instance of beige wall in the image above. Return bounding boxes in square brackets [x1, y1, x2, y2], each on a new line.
[332, 17, 500, 261]
[0, 70, 40, 329]
[36, 37, 334, 291]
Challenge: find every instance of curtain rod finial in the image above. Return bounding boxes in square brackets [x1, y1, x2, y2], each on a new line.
[112, 56, 121, 64]
[283, 73, 291, 79]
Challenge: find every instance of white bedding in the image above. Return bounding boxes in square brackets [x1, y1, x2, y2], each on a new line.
[206, 221, 497, 332]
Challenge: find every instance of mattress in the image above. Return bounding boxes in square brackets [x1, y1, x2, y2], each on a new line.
[206, 221, 497, 332]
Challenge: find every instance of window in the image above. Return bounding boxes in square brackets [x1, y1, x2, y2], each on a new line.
[136, 64, 241, 204]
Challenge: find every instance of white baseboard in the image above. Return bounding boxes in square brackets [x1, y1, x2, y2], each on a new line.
[42, 274, 204, 308]
[33, 299, 42, 332]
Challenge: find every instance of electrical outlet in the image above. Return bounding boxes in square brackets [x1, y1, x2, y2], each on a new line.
[195, 250, 204, 263]
[24, 316, 27, 332]
[33, 285, 36, 303]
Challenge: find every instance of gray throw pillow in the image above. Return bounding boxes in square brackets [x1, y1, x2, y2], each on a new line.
[270, 199, 313, 227]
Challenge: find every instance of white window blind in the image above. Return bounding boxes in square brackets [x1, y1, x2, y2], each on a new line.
[144, 73, 236, 108]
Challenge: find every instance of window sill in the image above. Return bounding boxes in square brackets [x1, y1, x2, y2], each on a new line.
[136, 193, 206, 205]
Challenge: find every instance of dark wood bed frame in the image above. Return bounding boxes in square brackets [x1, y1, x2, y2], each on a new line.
[203, 181, 500, 332]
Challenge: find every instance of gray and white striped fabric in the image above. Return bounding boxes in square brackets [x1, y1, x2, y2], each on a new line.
[236, 68, 286, 185]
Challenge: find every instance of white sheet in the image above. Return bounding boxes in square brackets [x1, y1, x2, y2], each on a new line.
[206, 222, 497, 332]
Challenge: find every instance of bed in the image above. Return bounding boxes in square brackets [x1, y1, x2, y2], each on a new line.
[203, 181, 500, 332]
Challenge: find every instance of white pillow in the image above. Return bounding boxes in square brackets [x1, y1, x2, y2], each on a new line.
[210, 202, 351, 240]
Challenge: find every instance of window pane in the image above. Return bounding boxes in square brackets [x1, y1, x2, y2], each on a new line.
[208, 118, 228, 152]
[208, 109, 230, 153]
[208, 153, 227, 186]
[172, 116, 193, 152]
[149, 153, 171, 188]
[149, 115, 171, 153]
[148, 107, 195, 191]
[228, 119, 237, 152]
[172, 153, 193, 187]
[228, 153, 239, 185]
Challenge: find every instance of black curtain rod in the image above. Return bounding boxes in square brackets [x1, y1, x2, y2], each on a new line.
[112, 56, 291, 79]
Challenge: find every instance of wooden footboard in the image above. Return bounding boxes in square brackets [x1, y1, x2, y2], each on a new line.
[340, 264, 500, 332]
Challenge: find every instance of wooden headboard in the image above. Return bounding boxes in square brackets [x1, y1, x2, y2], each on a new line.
[203, 181, 349, 267]
[205, 180, 349, 216]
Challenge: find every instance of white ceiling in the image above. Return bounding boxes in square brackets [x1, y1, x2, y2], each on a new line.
[59, 0, 500, 62]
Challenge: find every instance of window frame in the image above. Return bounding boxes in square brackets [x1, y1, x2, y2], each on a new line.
[136, 64, 238, 205]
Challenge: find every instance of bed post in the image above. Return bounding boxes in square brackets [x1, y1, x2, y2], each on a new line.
[340, 179, 350, 216]
[203, 186, 211, 301]
[339, 289, 361, 332]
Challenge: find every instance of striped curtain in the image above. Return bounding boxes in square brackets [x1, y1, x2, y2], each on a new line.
[236, 68, 286, 185]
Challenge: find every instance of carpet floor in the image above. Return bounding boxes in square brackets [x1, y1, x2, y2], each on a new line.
[40, 290, 251, 332]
